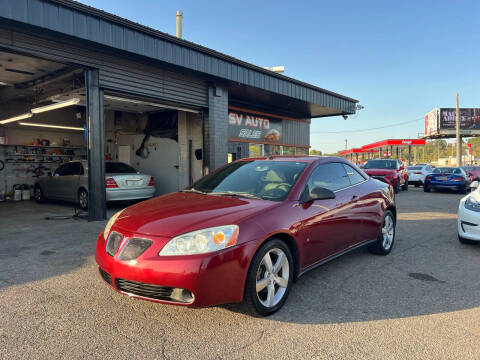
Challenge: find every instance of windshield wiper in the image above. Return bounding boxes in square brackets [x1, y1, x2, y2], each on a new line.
[210, 191, 262, 200]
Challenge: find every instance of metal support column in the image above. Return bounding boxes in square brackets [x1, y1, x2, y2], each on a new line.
[85, 69, 106, 221]
[408, 145, 412, 165]
[395, 146, 399, 159]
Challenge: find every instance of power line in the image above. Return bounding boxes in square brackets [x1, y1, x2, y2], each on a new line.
[311, 117, 424, 134]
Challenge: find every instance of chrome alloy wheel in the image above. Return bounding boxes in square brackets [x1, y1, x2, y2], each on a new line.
[79, 191, 88, 210]
[381, 214, 394, 250]
[255, 248, 289, 308]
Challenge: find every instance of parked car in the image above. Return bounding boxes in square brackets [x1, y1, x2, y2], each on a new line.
[457, 180, 480, 244]
[407, 164, 434, 187]
[96, 156, 396, 316]
[424, 167, 471, 194]
[460, 166, 480, 181]
[34, 161, 156, 210]
[362, 159, 408, 193]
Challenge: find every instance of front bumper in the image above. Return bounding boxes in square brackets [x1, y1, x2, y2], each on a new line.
[458, 201, 480, 241]
[95, 230, 256, 307]
[106, 186, 155, 201]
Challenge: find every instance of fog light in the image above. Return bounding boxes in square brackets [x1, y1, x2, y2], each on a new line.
[170, 288, 194, 303]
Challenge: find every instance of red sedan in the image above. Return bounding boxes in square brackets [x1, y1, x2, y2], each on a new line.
[96, 156, 396, 316]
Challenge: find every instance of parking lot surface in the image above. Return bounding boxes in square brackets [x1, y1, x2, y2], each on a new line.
[1, 188, 480, 359]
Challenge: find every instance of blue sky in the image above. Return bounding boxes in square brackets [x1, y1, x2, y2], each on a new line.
[80, 0, 480, 153]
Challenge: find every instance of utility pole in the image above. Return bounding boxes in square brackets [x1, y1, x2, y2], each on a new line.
[456, 93, 462, 166]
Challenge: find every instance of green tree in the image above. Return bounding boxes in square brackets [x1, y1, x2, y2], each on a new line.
[309, 149, 322, 156]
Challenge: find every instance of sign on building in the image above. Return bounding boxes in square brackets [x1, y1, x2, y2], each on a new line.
[228, 111, 283, 143]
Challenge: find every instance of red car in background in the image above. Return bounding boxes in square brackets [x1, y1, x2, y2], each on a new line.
[96, 156, 396, 316]
[461, 166, 480, 181]
[362, 159, 408, 193]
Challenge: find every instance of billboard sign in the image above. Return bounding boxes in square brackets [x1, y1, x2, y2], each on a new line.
[425, 108, 439, 137]
[228, 111, 283, 143]
[439, 108, 480, 135]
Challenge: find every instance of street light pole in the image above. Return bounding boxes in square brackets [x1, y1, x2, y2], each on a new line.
[456, 93, 462, 166]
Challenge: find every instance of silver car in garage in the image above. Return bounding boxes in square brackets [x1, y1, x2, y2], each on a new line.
[34, 160, 156, 210]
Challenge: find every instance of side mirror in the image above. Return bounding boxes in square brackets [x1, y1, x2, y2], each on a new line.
[301, 186, 336, 203]
[470, 181, 479, 189]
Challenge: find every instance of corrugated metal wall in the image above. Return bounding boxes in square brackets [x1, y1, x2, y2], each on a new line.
[282, 120, 310, 146]
[0, 0, 357, 114]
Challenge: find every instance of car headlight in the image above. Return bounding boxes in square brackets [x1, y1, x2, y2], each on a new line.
[104, 210, 124, 240]
[159, 225, 239, 256]
[465, 197, 480, 212]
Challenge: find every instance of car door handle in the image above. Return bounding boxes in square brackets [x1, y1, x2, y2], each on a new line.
[351, 195, 359, 201]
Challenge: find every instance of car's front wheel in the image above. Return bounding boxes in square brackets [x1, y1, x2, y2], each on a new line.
[78, 188, 88, 211]
[394, 179, 400, 194]
[402, 177, 408, 191]
[368, 210, 395, 255]
[458, 235, 477, 245]
[244, 239, 293, 316]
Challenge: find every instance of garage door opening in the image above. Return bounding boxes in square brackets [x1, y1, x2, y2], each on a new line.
[102, 92, 204, 199]
[0, 50, 90, 219]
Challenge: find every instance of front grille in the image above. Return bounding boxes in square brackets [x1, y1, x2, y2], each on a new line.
[115, 278, 174, 301]
[99, 267, 113, 286]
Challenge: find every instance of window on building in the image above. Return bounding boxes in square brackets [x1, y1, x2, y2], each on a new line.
[283, 146, 295, 155]
[295, 147, 308, 155]
[249, 144, 263, 157]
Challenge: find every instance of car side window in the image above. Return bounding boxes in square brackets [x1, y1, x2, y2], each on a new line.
[307, 163, 350, 192]
[343, 164, 366, 186]
[54, 164, 68, 176]
[70, 162, 84, 175]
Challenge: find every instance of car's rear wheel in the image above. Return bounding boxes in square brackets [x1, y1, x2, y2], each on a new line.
[244, 239, 293, 316]
[402, 177, 408, 191]
[459, 185, 467, 194]
[34, 185, 44, 203]
[414, 182, 420, 188]
[368, 210, 395, 255]
[423, 185, 431, 192]
[78, 188, 88, 211]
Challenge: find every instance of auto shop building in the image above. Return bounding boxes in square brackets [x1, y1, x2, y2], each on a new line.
[0, 0, 358, 221]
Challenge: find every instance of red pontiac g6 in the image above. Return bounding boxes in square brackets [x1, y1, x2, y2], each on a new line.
[96, 156, 396, 316]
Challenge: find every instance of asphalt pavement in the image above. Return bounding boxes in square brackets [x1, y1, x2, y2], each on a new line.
[1, 188, 479, 359]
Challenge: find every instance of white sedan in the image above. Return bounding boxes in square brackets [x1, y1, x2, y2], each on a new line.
[407, 164, 434, 187]
[458, 180, 480, 244]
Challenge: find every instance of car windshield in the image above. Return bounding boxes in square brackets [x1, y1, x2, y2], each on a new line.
[363, 160, 396, 170]
[188, 160, 308, 201]
[408, 166, 422, 170]
[433, 167, 456, 174]
[106, 162, 138, 173]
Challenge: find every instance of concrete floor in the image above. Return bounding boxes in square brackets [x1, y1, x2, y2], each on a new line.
[1, 189, 480, 359]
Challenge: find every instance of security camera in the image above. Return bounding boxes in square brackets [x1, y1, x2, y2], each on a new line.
[342, 115, 348, 120]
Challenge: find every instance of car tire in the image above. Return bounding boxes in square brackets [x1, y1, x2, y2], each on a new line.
[414, 182, 420, 188]
[78, 188, 88, 211]
[423, 185, 431, 192]
[459, 185, 467, 194]
[34, 185, 44, 203]
[244, 239, 294, 316]
[402, 178, 408, 191]
[394, 180, 400, 194]
[368, 210, 395, 255]
[458, 235, 477, 245]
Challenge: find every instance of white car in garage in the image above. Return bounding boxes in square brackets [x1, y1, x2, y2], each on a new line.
[458, 180, 480, 244]
[407, 164, 434, 187]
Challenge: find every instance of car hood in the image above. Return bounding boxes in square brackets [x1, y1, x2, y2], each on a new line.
[113, 192, 279, 237]
[363, 169, 397, 175]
